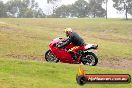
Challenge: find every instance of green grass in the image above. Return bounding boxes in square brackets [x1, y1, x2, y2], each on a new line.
[0, 57, 132, 88]
[0, 18, 132, 88]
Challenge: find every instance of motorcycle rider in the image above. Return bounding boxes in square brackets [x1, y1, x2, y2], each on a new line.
[58, 28, 85, 60]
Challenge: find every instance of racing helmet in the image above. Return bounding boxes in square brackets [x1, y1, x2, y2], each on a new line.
[64, 28, 72, 37]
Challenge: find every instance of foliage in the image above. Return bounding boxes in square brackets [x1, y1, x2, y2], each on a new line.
[0, 0, 45, 18]
[0, 1, 7, 17]
[88, 0, 106, 17]
[53, 0, 106, 18]
[113, 0, 132, 19]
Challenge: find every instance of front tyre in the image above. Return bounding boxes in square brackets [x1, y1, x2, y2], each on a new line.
[45, 50, 59, 63]
[81, 52, 98, 66]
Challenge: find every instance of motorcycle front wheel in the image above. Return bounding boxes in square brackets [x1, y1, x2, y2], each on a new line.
[45, 50, 59, 63]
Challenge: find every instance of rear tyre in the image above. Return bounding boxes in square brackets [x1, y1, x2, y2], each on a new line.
[45, 50, 59, 63]
[81, 52, 98, 66]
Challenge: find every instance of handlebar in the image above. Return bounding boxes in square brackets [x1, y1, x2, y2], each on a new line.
[56, 41, 63, 47]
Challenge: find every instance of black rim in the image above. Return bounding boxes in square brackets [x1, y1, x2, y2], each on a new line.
[82, 54, 96, 66]
[45, 50, 58, 62]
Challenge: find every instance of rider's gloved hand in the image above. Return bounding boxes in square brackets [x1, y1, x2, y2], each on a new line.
[58, 45, 65, 49]
[57, 45, 62, 48]
[57, 42, 63, 48]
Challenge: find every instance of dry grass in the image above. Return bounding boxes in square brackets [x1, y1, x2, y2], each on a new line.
[0, 18, 132, 60]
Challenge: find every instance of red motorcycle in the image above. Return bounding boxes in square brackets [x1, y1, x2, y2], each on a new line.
[45, 38, 98, 66]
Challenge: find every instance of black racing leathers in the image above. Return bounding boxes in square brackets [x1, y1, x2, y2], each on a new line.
[59, 32, 85, 48]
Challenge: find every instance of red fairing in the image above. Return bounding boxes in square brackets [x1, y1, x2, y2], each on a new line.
[48, 38, 87, 63]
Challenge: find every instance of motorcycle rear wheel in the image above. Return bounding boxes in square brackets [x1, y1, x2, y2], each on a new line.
[45, 50, 59, 63]
[81, 52, 98, 66]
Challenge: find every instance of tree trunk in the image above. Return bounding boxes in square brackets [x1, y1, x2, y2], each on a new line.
[125, 7, 128, 20]
[106, 0, 108, 19]
[93, 10, 96, 18]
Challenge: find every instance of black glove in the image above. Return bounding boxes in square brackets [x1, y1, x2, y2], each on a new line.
[57, 42, 63, 48]
[58, 44, 65, 49]
[57, 44, 62, 48]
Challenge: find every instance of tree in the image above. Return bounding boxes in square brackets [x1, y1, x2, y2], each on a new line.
[113, 0, 132, 20]
[89, 0, 106, 18]
[47, 0, 61, 4]
[6, 0, 21, 17]
[53, 0, 90, 18]
[104, 0, 108, 19]
[47, 0, 62, 15]
[73, 0, 90, 17]
[5, 0, 45, 18]
[53, 0, 106, 18]
[54, 5, 74, 18]
[0, 1, 7, 17]
[100, 0, 108, 19]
